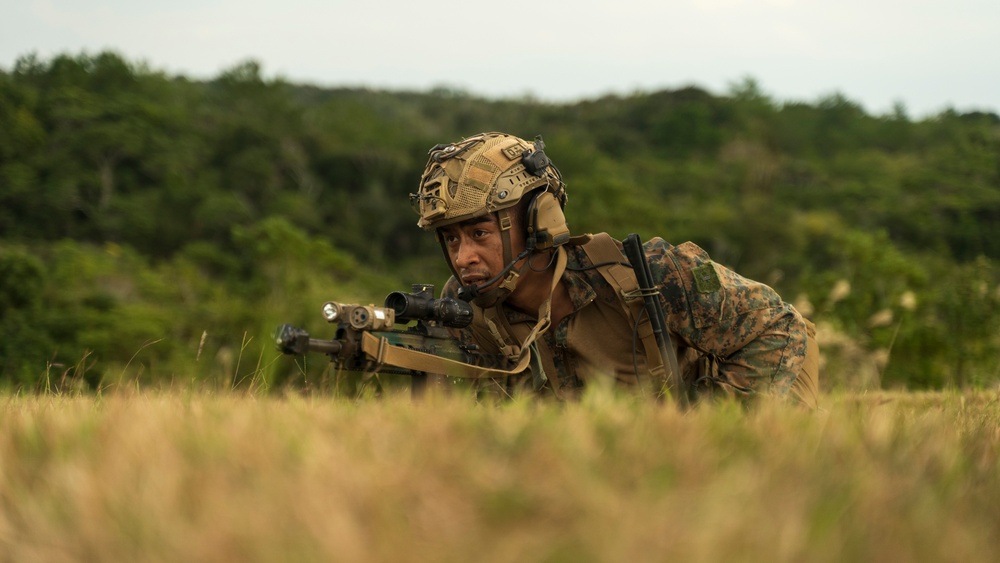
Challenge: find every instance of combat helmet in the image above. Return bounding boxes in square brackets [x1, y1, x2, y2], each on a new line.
[412, 132, 569, 271]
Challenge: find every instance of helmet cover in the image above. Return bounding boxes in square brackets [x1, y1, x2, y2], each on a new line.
[412, 132, 563, 231]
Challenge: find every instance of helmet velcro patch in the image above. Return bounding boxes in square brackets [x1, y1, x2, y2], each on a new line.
[465, 159, 497, 191]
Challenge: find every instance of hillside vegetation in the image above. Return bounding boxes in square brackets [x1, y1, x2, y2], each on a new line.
[1, 52, 998, 391]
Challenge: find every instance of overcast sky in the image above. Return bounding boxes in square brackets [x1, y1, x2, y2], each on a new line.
[2, 0, 998, 118]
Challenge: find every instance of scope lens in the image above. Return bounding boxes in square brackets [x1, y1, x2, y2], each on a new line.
[384, 292, 408, 315]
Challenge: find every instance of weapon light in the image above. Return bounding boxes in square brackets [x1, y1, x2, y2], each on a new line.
[321, 301, 395, 331]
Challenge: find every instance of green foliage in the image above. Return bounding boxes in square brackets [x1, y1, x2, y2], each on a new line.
[0, 246, 54, 385]
[2, 51, 999, 391]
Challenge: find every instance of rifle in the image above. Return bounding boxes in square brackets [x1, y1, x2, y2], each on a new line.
[274, 284, 511, 397]
[622, 233, 688, 406]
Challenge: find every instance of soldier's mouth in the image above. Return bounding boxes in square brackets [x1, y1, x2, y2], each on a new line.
[460, 270, 491, 285]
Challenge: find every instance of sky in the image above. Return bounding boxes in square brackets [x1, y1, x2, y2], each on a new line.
[2, 0, 998, 118]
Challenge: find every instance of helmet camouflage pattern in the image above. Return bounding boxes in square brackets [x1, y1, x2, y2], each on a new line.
[412, 132, 565, 231]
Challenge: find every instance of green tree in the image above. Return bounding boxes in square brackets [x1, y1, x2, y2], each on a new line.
[0, 246, 53, 386]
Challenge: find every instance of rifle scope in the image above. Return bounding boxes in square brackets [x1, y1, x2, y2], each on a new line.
[384, 284, 473, 328]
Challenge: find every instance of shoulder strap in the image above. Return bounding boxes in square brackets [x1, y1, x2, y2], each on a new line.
[464, 246, 569, 376]
[579, 233, 669, 387]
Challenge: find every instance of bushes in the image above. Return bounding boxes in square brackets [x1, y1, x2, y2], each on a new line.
[0, 220, 401, 390]
[2, 51, 998, 390]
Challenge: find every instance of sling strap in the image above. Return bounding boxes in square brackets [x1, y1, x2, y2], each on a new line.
[359, 330, 532, 378]
[577, 233, 671, 389]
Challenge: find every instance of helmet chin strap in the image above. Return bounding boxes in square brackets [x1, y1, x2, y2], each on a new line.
[458, 248, 532, 306]
[456, 207, 526, 306]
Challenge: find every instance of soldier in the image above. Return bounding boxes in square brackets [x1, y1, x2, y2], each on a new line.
[410, 132, 819, 407]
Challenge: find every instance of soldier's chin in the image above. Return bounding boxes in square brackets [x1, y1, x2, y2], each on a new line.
[471, 285, 511, 308]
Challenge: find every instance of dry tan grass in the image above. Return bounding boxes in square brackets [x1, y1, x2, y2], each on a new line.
[1, 389, 999, 562]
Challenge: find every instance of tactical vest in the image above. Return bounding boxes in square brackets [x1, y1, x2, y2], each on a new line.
[467, 233, 675, 397]
[464, 233, 820, 406]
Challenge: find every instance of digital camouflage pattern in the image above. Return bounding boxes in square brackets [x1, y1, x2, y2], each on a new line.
[442, 234, 813, 405]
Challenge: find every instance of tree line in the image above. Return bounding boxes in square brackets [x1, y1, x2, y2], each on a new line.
[1, 51, 998, 391]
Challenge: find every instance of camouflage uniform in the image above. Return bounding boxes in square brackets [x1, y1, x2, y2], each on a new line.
[411, 132, 817, 407]
[443, 234, 817, 406]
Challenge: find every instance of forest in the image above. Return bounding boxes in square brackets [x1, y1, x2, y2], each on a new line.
[1, 51, 998, 392]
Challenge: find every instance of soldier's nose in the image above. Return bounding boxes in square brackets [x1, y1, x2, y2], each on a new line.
[453, 242, 479, 268]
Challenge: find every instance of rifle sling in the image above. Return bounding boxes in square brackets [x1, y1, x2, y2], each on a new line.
[579, 233, 670, 386]
[360, 330, 532, 378]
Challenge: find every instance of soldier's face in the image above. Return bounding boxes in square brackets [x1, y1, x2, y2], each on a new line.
[439, 214, 525, 290]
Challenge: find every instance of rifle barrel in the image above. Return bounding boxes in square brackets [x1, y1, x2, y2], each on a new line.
[307, 338, 343, 355]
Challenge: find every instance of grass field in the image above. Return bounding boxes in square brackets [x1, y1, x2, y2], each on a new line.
[2, 389, 999, 562]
